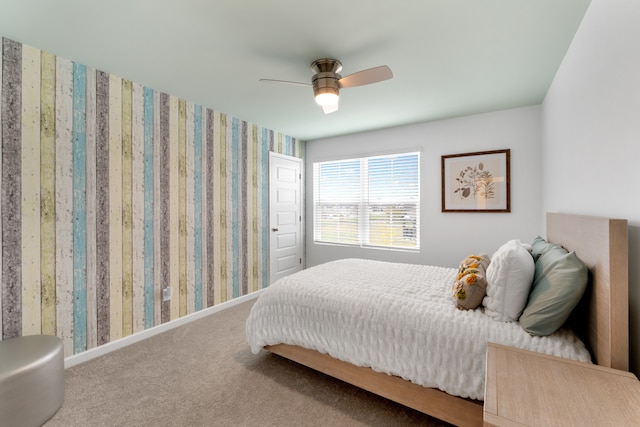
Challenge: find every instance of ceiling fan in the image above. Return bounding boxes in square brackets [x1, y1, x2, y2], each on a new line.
[260, 58, 393, 114]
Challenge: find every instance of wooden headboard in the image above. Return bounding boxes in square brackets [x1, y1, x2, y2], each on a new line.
[546, 212, 629, 370]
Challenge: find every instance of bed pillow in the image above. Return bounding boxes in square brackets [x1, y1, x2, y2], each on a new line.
[483, 240, 535, 322]
[519, 247, 588, 336]
[452, 254, 490, 310]
[531, 236, 562, 260]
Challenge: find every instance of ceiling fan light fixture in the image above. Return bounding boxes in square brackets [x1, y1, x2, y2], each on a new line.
[313, 75, 340, 114]
[315, 91, 339, 106]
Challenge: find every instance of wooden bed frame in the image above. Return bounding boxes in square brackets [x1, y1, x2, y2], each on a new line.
[265, 213, 629, 427]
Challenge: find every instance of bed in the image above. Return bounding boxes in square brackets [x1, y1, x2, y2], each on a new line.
[246, 213, 629, 427]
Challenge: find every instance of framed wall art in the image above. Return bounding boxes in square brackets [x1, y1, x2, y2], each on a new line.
[441, 149, 510, 212]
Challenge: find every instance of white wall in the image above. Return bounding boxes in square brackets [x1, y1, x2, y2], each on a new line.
[306, 105, 542, 269]
[542, 0, 640, 374]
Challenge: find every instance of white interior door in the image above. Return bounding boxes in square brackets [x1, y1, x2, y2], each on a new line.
[269, 153, 303, 284]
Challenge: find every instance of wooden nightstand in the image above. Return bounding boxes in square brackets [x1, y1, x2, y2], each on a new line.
[484, 342, 640, 426]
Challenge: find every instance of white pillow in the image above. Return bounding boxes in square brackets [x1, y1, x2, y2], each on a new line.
[483, 239, 535, 322]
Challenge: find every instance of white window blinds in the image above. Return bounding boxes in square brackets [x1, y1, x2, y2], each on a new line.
[313, 152, 420, 250]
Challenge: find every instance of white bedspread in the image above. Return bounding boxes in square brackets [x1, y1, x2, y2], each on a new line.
[246, 259, 591, 400]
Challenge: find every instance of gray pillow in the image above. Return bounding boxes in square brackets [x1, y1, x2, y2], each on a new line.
[531, 236, 562, 260]
[519, 246, 588, 336]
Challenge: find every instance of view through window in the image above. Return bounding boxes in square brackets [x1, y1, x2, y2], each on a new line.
[313, 151, 420, 250]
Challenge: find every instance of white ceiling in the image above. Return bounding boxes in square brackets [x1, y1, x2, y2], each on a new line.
[0, 0, 591, 141]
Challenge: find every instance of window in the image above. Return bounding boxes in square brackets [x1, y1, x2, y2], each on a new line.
[313, 151, 420, 250]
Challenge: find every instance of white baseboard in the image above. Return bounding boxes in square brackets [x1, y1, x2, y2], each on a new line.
[64, 289, 264, 368]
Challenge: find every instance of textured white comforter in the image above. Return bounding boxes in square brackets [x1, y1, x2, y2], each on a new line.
[246, 259, 591, 400]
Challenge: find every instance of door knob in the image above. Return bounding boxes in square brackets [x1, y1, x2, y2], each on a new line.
[272, 228, 279, 232]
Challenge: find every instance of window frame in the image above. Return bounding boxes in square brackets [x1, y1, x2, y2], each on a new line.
[312, 150, 420, 252]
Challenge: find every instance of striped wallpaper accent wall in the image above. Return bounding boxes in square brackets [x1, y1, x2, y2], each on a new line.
[0, 36, 304, 357]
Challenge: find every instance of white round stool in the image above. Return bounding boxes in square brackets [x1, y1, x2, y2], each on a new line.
[0, 335, 64, 427]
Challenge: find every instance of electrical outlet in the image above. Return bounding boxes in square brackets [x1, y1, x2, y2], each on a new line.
[162, 288, 172, 302]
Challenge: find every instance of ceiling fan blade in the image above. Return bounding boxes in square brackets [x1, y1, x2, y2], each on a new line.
[338, 65, 393, 88]
[322, 102, 339, 114]
[259, 78, 311, 88]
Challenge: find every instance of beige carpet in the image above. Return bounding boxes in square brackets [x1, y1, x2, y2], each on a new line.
[45, 299, 453, 427]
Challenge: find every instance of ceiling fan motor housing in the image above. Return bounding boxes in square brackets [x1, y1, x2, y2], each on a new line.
[311, 59, 342, 97]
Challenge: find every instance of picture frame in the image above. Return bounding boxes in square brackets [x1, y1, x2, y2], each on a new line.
[441, 149, 510, 212]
